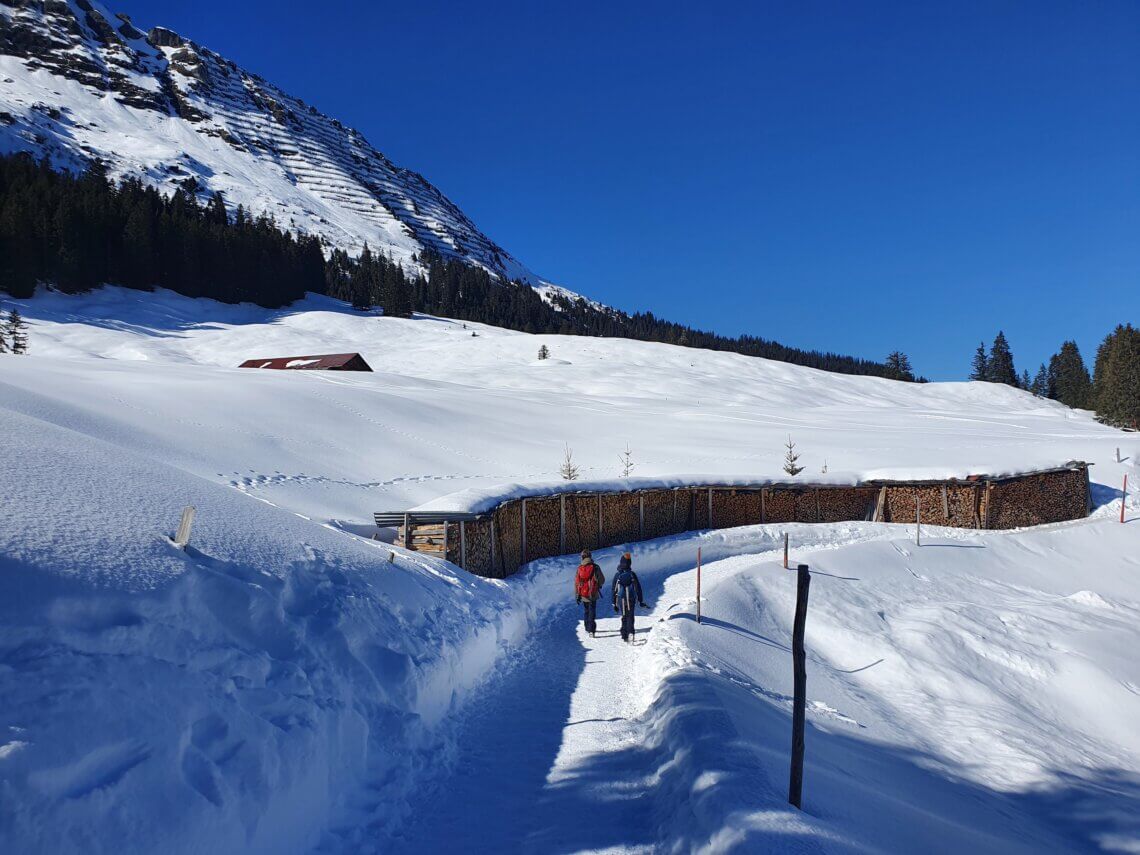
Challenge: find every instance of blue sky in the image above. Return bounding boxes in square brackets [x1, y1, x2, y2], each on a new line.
[118, 0, 1138, 380]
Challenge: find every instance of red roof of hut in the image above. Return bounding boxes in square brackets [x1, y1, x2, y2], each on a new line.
[238, 353, 373, 372]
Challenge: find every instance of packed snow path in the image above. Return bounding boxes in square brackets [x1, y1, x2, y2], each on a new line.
[378, 516, 1140, 854]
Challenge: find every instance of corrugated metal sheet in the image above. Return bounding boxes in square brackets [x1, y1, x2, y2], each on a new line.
[238, 353, 372, 372]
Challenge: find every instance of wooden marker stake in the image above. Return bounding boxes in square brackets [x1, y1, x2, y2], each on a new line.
[173, 506, 196, 548]
[1123, 474, 1129, 524]
[783, 532, 789, 569]
[696, 546, 702, 625]
[788, 563, 811, 809]
[915, 496, 921, 546]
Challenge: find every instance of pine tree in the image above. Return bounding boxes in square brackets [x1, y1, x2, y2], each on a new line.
[1020, 368, 1031, 390]
[783, 436, 804, 476]
[1092, 324, 1140, 429]
[986, 331, 1018, 386]
[885, 351, 914, 381]
[0, 319, 8, 354]
[6, 308, 27, 354]
[537, 344, 550, 360]
[1048, 340, 1092, 409]
[560, 444, 580, 481]
[970, 342, 989, 381]
[618, 444, 634, 477]
[1030, 363, 1049, 397]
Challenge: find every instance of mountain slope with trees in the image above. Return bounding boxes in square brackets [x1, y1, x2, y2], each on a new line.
[0, 153, 898, 378]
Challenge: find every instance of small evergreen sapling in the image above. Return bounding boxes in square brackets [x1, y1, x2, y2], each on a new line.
[537, 344, 550, 360]
[783, 436, 804, 477]
[619, 445, 634, 477]
[6, 308, 27, 354]
[560, 444, 580, 481]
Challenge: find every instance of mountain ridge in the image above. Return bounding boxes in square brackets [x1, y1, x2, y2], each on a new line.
[0, 0, 540, 283]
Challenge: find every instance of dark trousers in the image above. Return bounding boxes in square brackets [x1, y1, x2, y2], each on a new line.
[620, 609, 635, 641]
[582, 600, 597, 634]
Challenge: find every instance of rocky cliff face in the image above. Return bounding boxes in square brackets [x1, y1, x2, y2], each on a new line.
[0, 0, 537, 281]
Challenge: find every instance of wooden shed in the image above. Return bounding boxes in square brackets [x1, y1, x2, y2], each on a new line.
[238, 353, 373, 372]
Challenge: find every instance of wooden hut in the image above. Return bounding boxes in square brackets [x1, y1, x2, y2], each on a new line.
[239, 353, 372, 372]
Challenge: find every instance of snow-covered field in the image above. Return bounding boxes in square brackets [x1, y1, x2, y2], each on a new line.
[1, 287, 1138, 853]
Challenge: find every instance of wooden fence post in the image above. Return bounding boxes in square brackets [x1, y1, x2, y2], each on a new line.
[1123, 474, 1129, 524]
[789, 563, 811, 809]
[1117, 447, 1121, 463]
[783, 532, 789, 569]
[696, 547, 702, 625]
[915, 496, 921, 546]
[403, 513, 411, 549]
[173, 506, 195, 548]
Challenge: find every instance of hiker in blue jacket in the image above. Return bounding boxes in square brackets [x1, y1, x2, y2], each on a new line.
[611, 552, 647, 642]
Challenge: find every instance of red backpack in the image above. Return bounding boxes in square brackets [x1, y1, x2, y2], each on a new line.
[576, 564, 598, 598]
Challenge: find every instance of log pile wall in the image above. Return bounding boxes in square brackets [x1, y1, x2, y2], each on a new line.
[523, 497, 561, 564]
[397, 465, 1089, 578]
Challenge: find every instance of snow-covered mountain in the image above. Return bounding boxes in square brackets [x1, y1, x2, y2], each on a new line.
[0, 0, 538, 282]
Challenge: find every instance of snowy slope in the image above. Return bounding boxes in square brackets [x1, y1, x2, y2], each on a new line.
[2, 287, 1138, 853]
[0, 0, 537, 283]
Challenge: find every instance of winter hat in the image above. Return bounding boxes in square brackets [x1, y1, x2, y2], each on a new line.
[580, 549, 592, 561]
[622, 552, 632, 560]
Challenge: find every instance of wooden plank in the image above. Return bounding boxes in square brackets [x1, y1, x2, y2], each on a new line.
[873, 487, 887, 522]
[941, 485, 949, 517]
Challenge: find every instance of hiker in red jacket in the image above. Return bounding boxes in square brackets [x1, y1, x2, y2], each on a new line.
[574, 549, 606, 638]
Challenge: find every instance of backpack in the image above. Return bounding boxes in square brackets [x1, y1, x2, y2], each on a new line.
[576, 564, 598, 599]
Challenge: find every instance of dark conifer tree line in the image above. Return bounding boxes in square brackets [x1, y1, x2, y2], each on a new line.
[0, 154, 323, 306]
[971, 328, 1139, 429]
